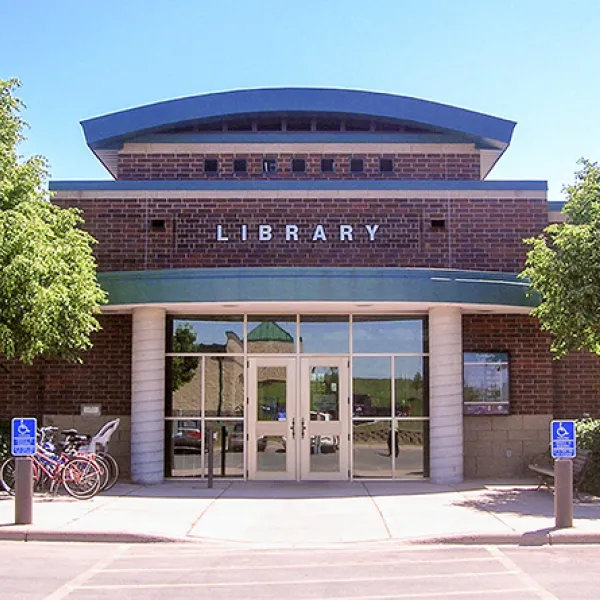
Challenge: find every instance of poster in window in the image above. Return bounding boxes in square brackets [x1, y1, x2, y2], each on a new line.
[463, 352, 509, 415]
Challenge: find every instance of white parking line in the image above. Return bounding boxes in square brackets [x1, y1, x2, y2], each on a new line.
[78, 569, 517, 590]
[45, 544, 131, 600]
[103, 555, 499, 573]
[120, 544, 489, 559]
[487, 546, 559, 600]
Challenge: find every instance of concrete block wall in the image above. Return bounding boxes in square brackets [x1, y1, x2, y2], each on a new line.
[43, 414, 131, 479]
[464, 414, 552, 477]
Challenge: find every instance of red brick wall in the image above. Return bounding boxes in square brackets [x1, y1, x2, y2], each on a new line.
[43, 315, 132, 415]
[0, 316, 132, 419]
[54, 195, 547, 273]
[117, 152, 481, 180]
[0, 360, 44, 420]
[462, 315, 553, 415]
[552, 352, 600, 418]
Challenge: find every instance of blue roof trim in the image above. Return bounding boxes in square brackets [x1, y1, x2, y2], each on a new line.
[548, 201, 566, 211]
[81, 88, 516, 151]
[98, 267, 538, 308]
[50, 179, 548, 192]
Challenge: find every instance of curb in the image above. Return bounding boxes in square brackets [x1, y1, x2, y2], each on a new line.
[0, 528, 190, 544]
[413, 530, 600, 546]
[0, 528, 599, 546]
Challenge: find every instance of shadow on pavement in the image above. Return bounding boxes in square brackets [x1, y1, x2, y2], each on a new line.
[452, 487, 600, 521]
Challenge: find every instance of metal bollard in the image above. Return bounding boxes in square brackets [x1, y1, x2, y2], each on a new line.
[206, 425, 214, 489]
[15, 457, 34, 525]
[554, 458, 573, 528]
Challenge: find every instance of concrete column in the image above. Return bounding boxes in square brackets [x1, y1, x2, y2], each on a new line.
[429, 306, 463, 484]
[131, 307, 166, 484]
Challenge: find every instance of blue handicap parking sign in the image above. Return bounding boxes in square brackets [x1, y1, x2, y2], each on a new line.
[551, 420, 576, 459]
[11, 418, 37, 457]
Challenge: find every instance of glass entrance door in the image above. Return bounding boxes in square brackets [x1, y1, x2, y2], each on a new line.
[300, 357, 349, 480]
[248, 358, 296, 480]
[248, 357, 349, 481]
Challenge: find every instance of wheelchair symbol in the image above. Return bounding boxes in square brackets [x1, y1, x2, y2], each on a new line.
[556, 422, 569, 438]
[17, 420, 31, 436]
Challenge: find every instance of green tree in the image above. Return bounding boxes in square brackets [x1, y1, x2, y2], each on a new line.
[521, 159, 600, 357]
[170, 324, 200, 391]
[0, 78, 106, 364]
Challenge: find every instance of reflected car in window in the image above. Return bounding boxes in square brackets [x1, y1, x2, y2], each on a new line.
[173, 420, 204, 453]
[228, 423, 267, 452]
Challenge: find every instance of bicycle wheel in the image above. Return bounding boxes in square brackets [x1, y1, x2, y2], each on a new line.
[61, 457, 101, 500]
[0, 458, 16, 494]
[97, 452, 120, 491]
[93, 455, 111, 491]
[0, 458, 41, 495]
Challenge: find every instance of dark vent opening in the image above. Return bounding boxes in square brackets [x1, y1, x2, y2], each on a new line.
[321, 158, 335, 173]
[263, 158, 278, 173]
[291, 158, 306, 173]
[380, 158, 394, 173]
[350, 158, 364, 173]
[431, 219, 446, 230]
[233, 158, 247, 173]
[150, 219, 166, 232]
[204, 158, 219, 173]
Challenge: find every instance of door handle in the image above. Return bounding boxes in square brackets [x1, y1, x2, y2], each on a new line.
[290, 418, 295, 439]
[301, 417, 307, 439]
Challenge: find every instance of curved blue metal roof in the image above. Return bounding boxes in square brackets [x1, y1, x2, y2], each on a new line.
[81, 87, 516, 151]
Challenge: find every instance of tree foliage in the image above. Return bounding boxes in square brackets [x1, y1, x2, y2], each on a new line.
[521, 159, 600, 358]
[0, 78, 106, 363]
[170, 324, 200, 391]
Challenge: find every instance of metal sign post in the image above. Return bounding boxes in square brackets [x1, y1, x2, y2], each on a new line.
[551, 420, 576, 528]
[11, 418, 37, 525]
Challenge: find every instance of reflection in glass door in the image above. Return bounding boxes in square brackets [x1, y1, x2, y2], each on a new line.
[300, 358, 349, 480]
[248, 358, 296, 480]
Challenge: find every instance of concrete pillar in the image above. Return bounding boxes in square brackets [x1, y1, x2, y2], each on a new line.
[131, 307, 166, 484]
[429, 306, 463, 484]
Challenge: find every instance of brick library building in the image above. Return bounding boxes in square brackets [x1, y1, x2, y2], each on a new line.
[3, 87, 599, 484]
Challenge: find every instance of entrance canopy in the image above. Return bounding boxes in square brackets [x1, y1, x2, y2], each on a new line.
[99, 267, 537, 313]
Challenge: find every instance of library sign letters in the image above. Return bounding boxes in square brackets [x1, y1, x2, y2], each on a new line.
[216, 224, 381, 243]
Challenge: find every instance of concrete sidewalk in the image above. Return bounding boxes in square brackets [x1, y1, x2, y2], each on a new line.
[1, 480, 599, 546]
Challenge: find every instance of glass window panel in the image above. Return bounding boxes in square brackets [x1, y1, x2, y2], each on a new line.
[166, 357, 201, 416]
[167, 419, 203, 478]
[205, 422, 244, 478]
[393, 421, 428, 479]
[204, 355, 245, 417]
[310, 434, 340, 472]
[168, 317, 244, 353]
[353, 357, 391, 417]
[353, 420, 392, 478]
[463, 352, 509, 415]
[310, 366, 340, 421]
[352, 317, 426, 354]
[394, 356, 429, 417]
[257, 436, 287, 472]
[247, 317, 296, 354]
[299, 316, 349, 354]
[257, 366, 287, 421]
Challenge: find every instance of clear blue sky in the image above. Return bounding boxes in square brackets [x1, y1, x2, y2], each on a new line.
[3, 0, 599, 199]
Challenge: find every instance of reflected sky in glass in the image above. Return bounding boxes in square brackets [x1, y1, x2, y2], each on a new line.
[300, 318, 349, 353]
[171, 318, 243, 351]
[353, 318, 425, 354]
